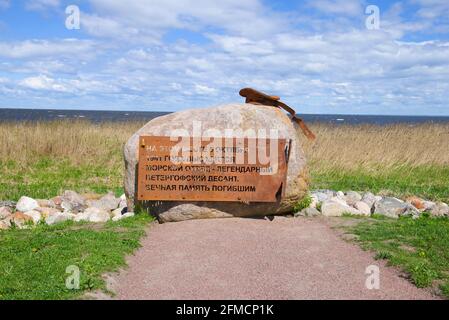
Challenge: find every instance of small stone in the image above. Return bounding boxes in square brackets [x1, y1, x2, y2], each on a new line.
[36, 199, 55, 208]
[321, 199, 361, 217]
[336, 191, 345, 199]
[354, 201, 371, 216]
[0, 206, 12, 219]
[74, 207, 110, 223]
[0, 201, 16, 209]
[345, 191, 362, 206]
[112, 207, 127, 219]
[406, 196, 425, 210]
[295, 207, 321, 217]
[112, 212, 135, 222]
[10, 212, 33, 228]
[430, 202, 449, 217]
[60, 190, 86, 211]
[50, 196, 63, 207]
[311, 191, 333, 202]
[374, 197, 407, 218]
[23, 210, 42, 224]
[46, 212, 74, 225]
[423, 201, 436, 211]
[401, 205, 421, 218]
[36, 207, 62, 218]
[0, 220, 10, 230]
[361, 192, 377, 208]
[86, 192, 120, 212]
[16, 196, 39, 212]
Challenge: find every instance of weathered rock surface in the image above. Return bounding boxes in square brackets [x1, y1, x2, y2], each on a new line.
[9, 212, 33, 228]
[321, 199, 361, 217]
[23, 210, 42, 224]
[295, 207, 321, 217]
[124, 103, 309, 222]
[74, 207, 110, 223]
[16, 196, 39, 212]
[345, 191, 362, 206]
[46, 212, 74, 225]
[354, 201, 371, 216]
[0, 206, 12, 219]
[374, 197, 408, 218]
[361, 192, 377, 208]
[431, 202, 449, 217]
[112, 212, 135, 222]
[87, 192, 120, 212]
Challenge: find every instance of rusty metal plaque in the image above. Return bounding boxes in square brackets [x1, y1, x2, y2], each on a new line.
[137, 136, 289, 202]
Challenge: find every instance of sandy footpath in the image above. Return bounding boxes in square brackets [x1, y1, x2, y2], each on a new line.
[108, 217, 437, 300]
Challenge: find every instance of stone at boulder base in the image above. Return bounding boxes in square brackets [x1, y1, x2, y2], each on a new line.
[0, 206, 12, 219]
[46, 212, 74, 225]
[9, 212, 33, 228]
[0, 220, 10, 230]
[112, 212, 135, 222]
[86, 192, 120, 212]
[345, 191, 362, 206]
[124, 103, 310, 223]
[61, 190, 86, 211]
[321, 199, 361, 217]
[23, 210, 42, 224]
[374, 197, 408, 218]
[431, 202, 449, 217]
[354, 201, 371, 216]
[16, 196, 39, 212]
[75, 207, 110, 223]
[295, 207, 321, 217]
[361, 192, 377, 208]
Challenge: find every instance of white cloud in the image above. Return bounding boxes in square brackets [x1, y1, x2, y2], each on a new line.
[308, 0, 364, 16]
[0, 0, 10, 10]
[25, 0, 60, 11]
[0, 39, 97, 59]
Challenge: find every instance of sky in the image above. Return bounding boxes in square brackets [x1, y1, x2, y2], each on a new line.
[0, 0, 449, 115]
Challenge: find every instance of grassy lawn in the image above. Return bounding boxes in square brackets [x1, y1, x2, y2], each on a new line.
[0, 214, 153, 300]
[348, 215, 449, 298]
[1, 121, 448, 299]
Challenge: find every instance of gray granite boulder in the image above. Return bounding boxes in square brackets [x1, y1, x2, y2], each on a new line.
[124, 103, 310, 223]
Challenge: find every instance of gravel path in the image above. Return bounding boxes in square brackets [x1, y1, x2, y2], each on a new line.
[111, 217, 437, 300]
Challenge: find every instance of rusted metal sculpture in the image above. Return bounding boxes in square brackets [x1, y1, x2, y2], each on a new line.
[239, 88, 316, 140]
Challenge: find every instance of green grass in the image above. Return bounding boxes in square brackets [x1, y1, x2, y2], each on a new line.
[349, 215, 449, 298]
[0, 158, 124, 201]
[0, 214, 153, 300]
[310, 164, 449, 203]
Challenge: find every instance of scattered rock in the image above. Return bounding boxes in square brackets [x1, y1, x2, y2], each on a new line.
[119, 194, 127, 208]
[311, 191, 333, 202]
[158, 204, 233, 223]
[295, 207, 321, 217]
[430, 202, 449, 217]
[374, 197, 408, 218]
[112, 212, 135, 222]
[0, 201, 16, 209]
[16, 196, 39, 212]
[36, 199, 55, 208]
[423, 201, 436, 211]
[345, 191, 362, 206]
[406, 196, 425, 210]
[112, 207, 127, 219]
[321, 199, 361, 217]
[46, 212, 74, 225]
[74, 207, 111, 223]
[87, 192, 120, 212]
[50, 196, 63, 207]
[0, 206, 12, 219]
[9, 212, 33, 228]
[401, 205, 421, 218]
[23, 210, 42, 224]
[61, 190, 86, 211]
[361, 192, 377, 208]
[36, 207, 61, 218]
[0, 220, 10, 230]
[354, 201, 371, 216]
[336, 191, 345, 199]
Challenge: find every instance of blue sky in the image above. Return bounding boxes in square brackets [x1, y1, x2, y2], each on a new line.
[1, 0, 449, 115]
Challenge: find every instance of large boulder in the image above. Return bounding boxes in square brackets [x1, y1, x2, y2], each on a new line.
[124, 103, 309, 222]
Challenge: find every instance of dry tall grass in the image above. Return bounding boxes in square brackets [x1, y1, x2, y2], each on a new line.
[1, 120, 448, 170]
[303, 123, 449, 172]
